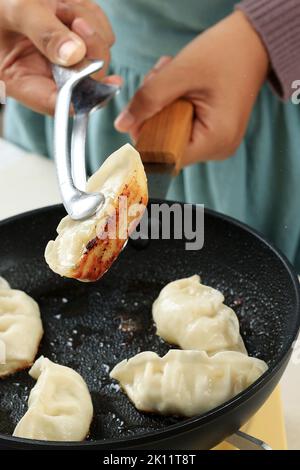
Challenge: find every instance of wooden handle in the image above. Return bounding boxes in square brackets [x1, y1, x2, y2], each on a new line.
[135, 99, 193, 174]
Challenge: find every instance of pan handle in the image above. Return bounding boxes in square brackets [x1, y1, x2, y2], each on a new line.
[135, 99, 193, 174]
[226, 430, 272, 450]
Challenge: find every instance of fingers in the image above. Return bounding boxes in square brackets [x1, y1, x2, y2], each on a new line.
[143, 55, 172, 83]
[71, 18, 110, 79]
[6, 0, 86, 66]
[8, 73, 123, 116]
[0, 37, 56, 114]
[183, 105, 244, 166]
[57, 0, 115, 46]
[4, 0, 115, 68]
[102, 75, 123, 86]
[57, 0, 114, 77]
[9, 74, 57, 115]
[115, 55, 186, 133]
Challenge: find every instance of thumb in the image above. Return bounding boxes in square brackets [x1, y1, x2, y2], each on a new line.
[15, 0, 86, 66]
[115, 57, 186, 132]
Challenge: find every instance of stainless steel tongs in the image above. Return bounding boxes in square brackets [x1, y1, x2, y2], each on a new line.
[52, 60, 120, 220]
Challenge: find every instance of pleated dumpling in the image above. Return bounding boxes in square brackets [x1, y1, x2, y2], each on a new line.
[0, 276, 10, 290]
[110, 350, 268, 417]
[0, 281, 43, 377]
[152, 275, 246, 354]
[45, 144, 148, 282]
[13, 357, 93, 441]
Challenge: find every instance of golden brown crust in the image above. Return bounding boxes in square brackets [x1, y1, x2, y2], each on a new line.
[72, 176, 148, 281]
[0, 361, 31, 379]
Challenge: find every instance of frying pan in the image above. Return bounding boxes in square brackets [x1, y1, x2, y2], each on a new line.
[0, 200, 299, 450]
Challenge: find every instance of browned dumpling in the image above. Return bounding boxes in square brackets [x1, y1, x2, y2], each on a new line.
[0, 281, 43, 378]
[45, 144, 148, 282]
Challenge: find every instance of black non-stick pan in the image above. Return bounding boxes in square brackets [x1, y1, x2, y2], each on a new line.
[0, 200, 299, 450]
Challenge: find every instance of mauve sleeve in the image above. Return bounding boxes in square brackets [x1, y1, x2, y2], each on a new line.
[236, 0, 300, 100]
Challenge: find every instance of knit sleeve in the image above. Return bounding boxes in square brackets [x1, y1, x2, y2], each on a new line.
[236, 0, 300, 100]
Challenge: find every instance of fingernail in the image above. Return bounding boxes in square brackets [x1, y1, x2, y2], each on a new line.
[58, 39, 84, 64]
[114, 110, 135, 131]
[73, 18, 95, 38]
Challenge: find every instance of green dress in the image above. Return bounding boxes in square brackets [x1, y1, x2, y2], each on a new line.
[4, 0, 300, 269]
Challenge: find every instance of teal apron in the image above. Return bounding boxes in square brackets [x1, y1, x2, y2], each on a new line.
[4, 0, 300, 269]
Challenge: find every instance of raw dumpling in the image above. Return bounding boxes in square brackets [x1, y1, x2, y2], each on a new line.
[0, 276, 10, 289]
[45, 144, 148, 282]
[152, 275, 246, 354]
[13, 356, 93, 441]
[110, 350, 268, 417]
[0, 283, 43, 377]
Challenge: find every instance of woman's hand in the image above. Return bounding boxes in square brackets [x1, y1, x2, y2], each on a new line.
[115, 11, 269, 166]
[0, 0, 117, 115]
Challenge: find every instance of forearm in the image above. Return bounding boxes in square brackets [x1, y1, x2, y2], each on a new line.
[236, 0, 300, 100]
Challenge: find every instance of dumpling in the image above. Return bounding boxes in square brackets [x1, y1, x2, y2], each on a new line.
[0, 283, 43, 377]
[152, 275, 246, 354]
[0, 276, 10, 289]
[13, 356, 93, 441]
[110, 350, 268, 417]
[45, 144, 148, 282]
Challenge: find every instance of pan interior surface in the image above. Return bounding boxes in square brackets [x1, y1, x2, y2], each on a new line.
[0, 202, 299, 445]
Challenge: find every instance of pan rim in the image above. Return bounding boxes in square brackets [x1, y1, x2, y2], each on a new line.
[0, 201, 299, 448]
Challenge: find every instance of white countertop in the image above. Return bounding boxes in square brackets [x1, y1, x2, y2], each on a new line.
[0, 139, 61, 218]
[0, 138, 298, 449]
